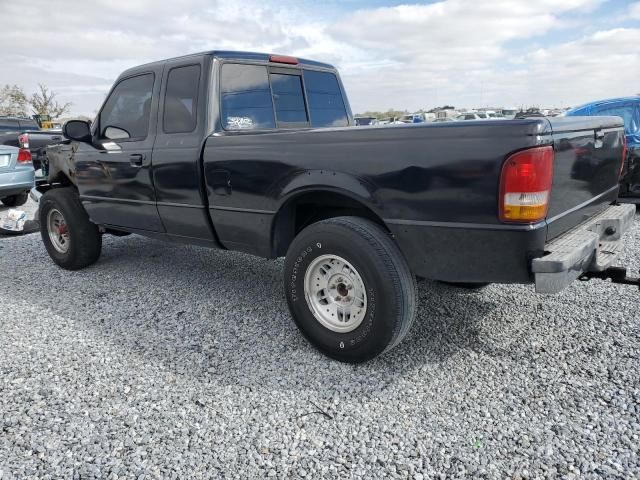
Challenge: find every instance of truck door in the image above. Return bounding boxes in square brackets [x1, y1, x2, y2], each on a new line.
[152, 56, 217, 242]
[74, 66, 164, 232]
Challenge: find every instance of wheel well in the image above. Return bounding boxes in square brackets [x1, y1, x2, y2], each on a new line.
[49, 172, 75, 187]
[271, 191, 387, 257]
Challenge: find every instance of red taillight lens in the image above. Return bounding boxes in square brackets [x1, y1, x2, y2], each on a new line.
[499, 145, 554, 223]
[17, 148, 32, 164]
[620, 135, 627, 179]
[18, 133, 29, 149]
[269, 54, 298, 65]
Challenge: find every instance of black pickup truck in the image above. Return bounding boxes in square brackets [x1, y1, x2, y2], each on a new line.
[35, 51, 636, 362]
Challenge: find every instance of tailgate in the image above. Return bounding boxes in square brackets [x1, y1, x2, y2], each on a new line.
[545, 116, 625, 240]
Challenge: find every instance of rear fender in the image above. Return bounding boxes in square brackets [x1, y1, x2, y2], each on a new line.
[277, 169, 381, 212]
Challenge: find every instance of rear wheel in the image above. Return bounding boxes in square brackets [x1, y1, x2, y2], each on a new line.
[1, 192, 28, 207]
[39, 187, 102, 270]
[284, 216, 417, 363]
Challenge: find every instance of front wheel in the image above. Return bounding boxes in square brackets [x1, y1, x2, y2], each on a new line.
[284, 217, 417, 363]
[39, 187, 102, 270]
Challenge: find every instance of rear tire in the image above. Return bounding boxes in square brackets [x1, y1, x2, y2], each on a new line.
[1, 192, 28, 207]
[39, 187, 102, 270]
[284, 216, 417, 363]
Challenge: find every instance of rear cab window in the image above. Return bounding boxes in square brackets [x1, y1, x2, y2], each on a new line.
[19, 119, 39, 130]
[220, 62, 348, 131]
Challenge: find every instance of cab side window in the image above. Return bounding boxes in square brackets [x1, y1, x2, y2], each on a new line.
[100, 74, 154, 140]
[164, 65, 201, 133]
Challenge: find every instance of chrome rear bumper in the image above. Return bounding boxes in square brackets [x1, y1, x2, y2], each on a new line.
[533, 204, 636, 293]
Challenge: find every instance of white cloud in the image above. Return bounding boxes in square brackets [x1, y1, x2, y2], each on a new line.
[0, 0, 636, 115]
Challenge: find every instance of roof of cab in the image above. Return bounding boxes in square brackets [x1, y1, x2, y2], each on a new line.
[119, 50, 336, 78]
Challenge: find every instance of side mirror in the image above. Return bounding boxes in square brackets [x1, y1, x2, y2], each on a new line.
[103, 126, 131, 140]
[63, 120, 92, 143]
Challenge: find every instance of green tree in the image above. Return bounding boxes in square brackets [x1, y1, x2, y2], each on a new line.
[0, 84, 29, 117]
[29, 84, 72, 118]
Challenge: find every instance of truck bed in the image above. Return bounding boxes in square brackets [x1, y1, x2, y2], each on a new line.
[201, 117, 624, 283]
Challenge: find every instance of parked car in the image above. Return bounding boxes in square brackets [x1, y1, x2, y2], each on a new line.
[0, 116, 64, 171]
[483, 110, 504, 119]
[565, 97, 640, 202]
[354, 116, 377, 126]
[397, 113, 427, 124]
[456, 112, 487, 121]
[34, 51, 634, 363]
[0, 145, 34, 207]
[500, 107, 519, 119]
[515, 109, 546, 119]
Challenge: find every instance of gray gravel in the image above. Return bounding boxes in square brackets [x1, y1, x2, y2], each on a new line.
[0, 208, 639, 479]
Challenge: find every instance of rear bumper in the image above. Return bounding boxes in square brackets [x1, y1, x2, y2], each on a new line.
[0, 168, 35, 198]
[532, 204, 636, 293]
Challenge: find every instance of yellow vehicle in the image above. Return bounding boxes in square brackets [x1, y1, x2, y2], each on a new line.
[32, 114, 61, 130]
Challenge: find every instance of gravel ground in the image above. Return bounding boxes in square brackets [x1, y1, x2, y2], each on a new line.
[0, 206, 638, 479]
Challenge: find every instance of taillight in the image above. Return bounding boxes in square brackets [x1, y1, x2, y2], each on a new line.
[269, 54, 298, 65]
[620, 135, 627, 179]
[18, 133, 29, 149]
[17, 148, 32, 164]
[499, 146, 554, 223]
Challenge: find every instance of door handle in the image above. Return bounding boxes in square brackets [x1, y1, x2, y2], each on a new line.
[129, 154, 144, 167]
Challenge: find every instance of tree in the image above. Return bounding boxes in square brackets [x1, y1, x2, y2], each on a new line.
[0, 84, 29, 117]
[29, 84, 72, 119]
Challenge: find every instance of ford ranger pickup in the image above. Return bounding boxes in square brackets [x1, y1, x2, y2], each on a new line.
[34, 51, 637, 362]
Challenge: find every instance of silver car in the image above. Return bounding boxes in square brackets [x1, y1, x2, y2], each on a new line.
[0, 145, 35, 207]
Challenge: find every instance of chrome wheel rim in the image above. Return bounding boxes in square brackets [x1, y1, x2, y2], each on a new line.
[304, 254, 367, 333]
[47, 209, 70, 253]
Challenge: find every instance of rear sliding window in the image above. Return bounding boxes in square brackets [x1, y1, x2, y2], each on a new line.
[270, 73, 308, 125]
[220, 63, 348, 130]
[19, 119, 39, 130]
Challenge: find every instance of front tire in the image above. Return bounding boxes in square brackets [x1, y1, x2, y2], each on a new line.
[1, 192, 28, 207]
[284, 217, 417, 363]
[39, 187, 102, 270]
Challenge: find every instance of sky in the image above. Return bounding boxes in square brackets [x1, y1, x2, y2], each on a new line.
[0, 0, 638, 117]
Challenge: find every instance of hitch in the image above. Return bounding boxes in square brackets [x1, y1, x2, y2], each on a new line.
[579, 266, 640, 290]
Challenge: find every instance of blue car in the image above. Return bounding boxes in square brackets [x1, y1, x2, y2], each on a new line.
[566, 97, 640, 202]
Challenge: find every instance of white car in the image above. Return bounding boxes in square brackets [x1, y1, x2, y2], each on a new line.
[456, 112, 488, 121]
